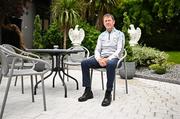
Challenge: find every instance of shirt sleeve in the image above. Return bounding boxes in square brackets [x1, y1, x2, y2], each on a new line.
[94, 35, 102, 60]
[108, 32, 125, 60]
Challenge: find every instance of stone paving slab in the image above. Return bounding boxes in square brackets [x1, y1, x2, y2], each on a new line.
[0, 69, 180, 119]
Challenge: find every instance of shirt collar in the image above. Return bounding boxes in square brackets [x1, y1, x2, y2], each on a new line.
[106, 27, 116, 33]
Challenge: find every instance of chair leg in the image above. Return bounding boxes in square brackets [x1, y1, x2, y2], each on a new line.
[90, 69, 93, 86]
[113, 76, 116, 101]
[14, 76, 25, 94]
[21, 76, 24, 94]
[40, 74, 47, 111]
[124, 61, 128, 94]
[100, 71, 104, 90]
[35, 75, 38, 88]
[0, 74, 2, 84]
[30, 75, 35, 102]
[14, 76, 18, 86]
[0, 77, 12, 119]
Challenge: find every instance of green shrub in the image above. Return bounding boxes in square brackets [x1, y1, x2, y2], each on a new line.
[121, 12, 134, 62]
[78, 21, 100, 55]
[43, 20, 62, 48]
[33, 15, 43, 48]
[149, 64, 166, 74]
[149, 62, 175, 74]
[33, 16, 62, 49]
[132, 45, 169, 67]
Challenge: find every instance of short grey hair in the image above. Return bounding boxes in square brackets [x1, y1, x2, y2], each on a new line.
[103, 13, 115, 21]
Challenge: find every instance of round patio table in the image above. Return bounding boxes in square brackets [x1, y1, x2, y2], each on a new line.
[26, 48, 84, 98]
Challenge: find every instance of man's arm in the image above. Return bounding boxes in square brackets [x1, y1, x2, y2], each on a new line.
[94, 35, 102, 60]
[94, 34, 108, 67]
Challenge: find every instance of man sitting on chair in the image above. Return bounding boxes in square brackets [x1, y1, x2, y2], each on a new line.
[78, 13, 125, 106]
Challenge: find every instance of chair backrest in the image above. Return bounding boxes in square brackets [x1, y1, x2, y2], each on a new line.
[2, 44, 15, 52]
[116, 34, 127, 68]
[0, 46, 9, 76]
[0, 45, 50, 75]
[2, 44, 17, 64]
[117, 35, 125, 60]
[67, 46, 89, 62]
[2, 44, 40, 69]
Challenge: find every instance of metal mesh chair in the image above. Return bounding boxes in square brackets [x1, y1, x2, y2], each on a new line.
[0, 45, 50, 119]
[90, 37, 128, 101]
[90, 49, 128, 100]
[63, 46, 89, 81]
[0, 44, 40, 93]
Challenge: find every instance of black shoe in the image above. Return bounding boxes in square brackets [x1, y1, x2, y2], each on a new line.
[78, 91, 93, 102]
[101, 91, 112, 106]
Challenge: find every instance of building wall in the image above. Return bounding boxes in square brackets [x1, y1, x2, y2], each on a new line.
[21, 2, 35, 48]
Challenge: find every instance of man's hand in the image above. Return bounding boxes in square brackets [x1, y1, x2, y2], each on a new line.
[97, 58, 108, 67]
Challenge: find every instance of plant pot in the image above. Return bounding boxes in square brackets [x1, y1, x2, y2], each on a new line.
[119, 62, 136, 79]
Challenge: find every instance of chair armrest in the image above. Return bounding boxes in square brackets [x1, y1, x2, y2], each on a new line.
[2, 44, 41, 69]
[2, 44, 40, 58]
[116, 49, 127, 68]
[0, 46, 50, 73]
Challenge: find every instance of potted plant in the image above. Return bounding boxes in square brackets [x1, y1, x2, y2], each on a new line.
[119, 40, 136, 79]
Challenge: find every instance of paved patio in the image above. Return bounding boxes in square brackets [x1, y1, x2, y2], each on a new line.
[0, 67, 180, 119]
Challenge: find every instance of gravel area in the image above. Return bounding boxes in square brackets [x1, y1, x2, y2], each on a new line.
[135, 64, 180, 84]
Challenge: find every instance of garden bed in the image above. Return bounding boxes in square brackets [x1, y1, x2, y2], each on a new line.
[135, 64, 180, 85]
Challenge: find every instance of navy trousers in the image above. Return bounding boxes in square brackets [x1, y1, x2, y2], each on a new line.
[81, 57, 119, 92]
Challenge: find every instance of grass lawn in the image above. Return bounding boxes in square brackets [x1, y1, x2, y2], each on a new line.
[166, 51, 180, 64]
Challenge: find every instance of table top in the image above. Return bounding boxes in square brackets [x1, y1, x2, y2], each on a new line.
[25, 48, 84, 55]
